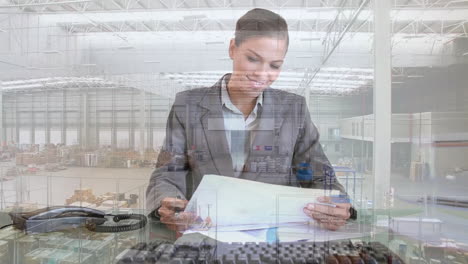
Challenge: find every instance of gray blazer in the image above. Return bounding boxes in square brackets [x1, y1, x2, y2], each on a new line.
[146, 74, 345, 216]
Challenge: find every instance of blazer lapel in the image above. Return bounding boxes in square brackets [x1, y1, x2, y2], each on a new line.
[199, 76, 235, 177]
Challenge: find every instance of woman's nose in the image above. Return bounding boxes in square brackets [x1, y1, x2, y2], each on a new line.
[253, 64, 269, 79]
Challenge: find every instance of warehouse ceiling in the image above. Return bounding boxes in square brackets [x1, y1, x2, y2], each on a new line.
[1, 0, 468, 95]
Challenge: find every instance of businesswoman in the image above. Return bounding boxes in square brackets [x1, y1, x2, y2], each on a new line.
[147, 8, 354, 233]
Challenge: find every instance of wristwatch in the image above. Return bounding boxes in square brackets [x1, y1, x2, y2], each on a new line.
[349, 207, 357, 220]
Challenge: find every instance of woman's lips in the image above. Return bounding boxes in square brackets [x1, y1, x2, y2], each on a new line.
[246, 76, 267, 88]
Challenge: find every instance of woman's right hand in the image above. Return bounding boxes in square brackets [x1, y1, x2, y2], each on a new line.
[157, 197, 195, 232]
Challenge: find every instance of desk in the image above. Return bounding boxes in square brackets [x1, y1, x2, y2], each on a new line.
[0, 220, 158, 263]
[0, 217, 387, 264]
[0, 213, 463, 264]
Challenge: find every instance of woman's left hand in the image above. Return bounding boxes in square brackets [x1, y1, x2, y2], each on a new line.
[303, 196, 351, 231]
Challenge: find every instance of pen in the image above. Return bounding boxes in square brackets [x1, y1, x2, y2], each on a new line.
[314, 202, 337, 208]
[174, 195, 184, 218]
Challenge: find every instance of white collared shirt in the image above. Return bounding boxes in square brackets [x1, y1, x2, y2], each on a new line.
[221, 75, 263, 176]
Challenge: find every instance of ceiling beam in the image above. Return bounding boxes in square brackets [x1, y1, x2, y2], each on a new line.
[110, 0, 125, 10]
[134, 0, 147, 8]
[0, 0, 92, 8]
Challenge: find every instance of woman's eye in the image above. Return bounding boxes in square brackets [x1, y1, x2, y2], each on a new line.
[247, 56, 258, 62]
[271, 64, 281, 70]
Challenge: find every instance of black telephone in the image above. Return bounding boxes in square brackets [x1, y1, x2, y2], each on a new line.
[9, 206, 146, 233]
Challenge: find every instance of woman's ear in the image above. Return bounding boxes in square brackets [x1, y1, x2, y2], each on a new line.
[228, 39, 236, 60]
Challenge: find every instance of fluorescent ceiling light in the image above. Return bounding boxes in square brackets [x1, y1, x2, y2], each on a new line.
[39, 9, 468, 26]
[402, 35, 425, 39]
[407, 75, 424, 78]
[321, 67, 374, 73]
[463, 52, 468, 56]
[312, 86, 355, 91]
[205, 41, 224, 45]
[313, 79, 368, 85]
[0, 0, 91, 8]
[5, 84, 43, 89]
[41, 10, 348, 23]
[315, 73, 373, 80]
[300, 38, 321, 41]
[36, 67, 65, 70]
[311, 83, 361, 89]
[3, 77, 106, 85]
[118, 46, 134, 50]
[42, 50, 61, 54]
[3, 78, 57, 85]
[183, 15, 206, 20]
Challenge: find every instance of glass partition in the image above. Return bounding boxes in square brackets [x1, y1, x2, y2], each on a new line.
[1, 0, 466, 263]
[389, 1, 468, 263]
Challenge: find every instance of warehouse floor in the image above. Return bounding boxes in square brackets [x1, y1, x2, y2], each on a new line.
[2, 164, 467, 245]
[0, 165, 153, 211]
[390, 172, 468, 244]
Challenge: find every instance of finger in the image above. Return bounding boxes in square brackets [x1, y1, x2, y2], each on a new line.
[322, 217, 346, 229]
[311, 212, 341, 222]
[305, 203, 349, 219]
[177, 212, 196, 222]
[309, 213, 344, 231]
[319, 217, 346, 226]
[158, 207, 175, 218]
[160, 215, 173, 225]
[335, 203, 352, 211]
[309, 212, 346, 225]
[310, 217, 346, 231]
[162, 212, 195, 230]
[316, 196, 332, 203]
[306, 211, 335, 222]
[161, 197, 188, 210]
[318, 196, 352, 210]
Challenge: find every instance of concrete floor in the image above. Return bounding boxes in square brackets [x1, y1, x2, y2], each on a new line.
[2, 163, 467, 245]
[335, 171, 468, 244]
[390, 172, 468, 244]
[0, 165, 153, 211]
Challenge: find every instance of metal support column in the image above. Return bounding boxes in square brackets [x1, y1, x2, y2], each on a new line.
[15, 93, 19, 144]
[0, 82, 3, 145]
[81, 92, 88, 148]
[147, 93, 153, 151]
[30, 94, 35, 144]
[373, 0, 392, 209]
[45, 91, 50, 144]
[111, 89, 116, 150]
[139, 90, 146, 155]
[95, 91, 99, 147]
[129, 91, 135, 150]
[61, 90, 67, 145]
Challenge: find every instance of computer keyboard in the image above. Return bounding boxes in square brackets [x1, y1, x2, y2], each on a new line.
[115, 239, 404, 264]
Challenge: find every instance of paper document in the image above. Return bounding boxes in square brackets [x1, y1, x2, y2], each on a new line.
[185, 221, 370, 243]
[184, 174, 339, 229]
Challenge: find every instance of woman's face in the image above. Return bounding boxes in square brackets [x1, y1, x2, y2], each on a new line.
[228, 36, 287, 98]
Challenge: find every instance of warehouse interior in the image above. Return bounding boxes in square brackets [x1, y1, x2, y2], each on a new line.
[0, 0, 468, 263]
